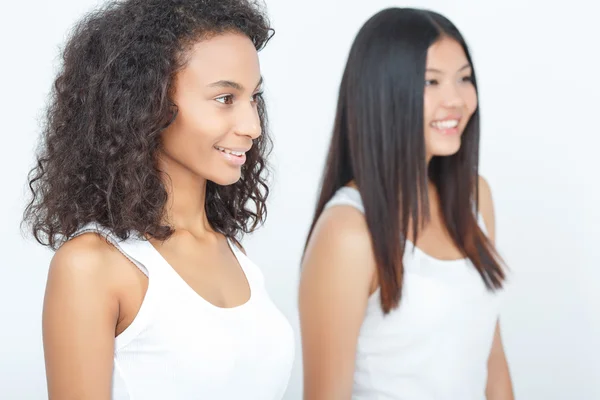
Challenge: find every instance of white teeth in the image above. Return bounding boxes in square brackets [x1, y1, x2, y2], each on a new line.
[215, 146, 244, 156]
[432, 119, 459, 129]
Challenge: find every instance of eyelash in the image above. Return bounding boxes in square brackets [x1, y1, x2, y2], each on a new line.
[425, 76, 473, 86]
[215, 92, 264, 105]
[253, 92, 264, 102]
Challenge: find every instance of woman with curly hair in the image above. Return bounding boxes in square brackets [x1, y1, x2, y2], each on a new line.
[23, 0, 294, 398]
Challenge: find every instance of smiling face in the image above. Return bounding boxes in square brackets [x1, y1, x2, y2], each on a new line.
[423, 36, 478, 160]
[159, 31, 263, 186]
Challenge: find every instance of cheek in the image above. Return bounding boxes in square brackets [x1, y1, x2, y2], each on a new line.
[465, 87, 478, 115]
[423, 92, 436, 123]
[161, 114, 224, 163]
[176, 105, 229, 147]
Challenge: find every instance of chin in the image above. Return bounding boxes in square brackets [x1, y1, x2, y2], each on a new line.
[430, 142, 462, 157]
[210, 171, 243, 186]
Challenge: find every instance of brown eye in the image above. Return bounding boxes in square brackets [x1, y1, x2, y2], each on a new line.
[215, 95, 234, 105]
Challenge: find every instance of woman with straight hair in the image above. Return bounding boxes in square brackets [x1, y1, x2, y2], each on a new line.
[299, 8, 514, 400]
[23, 0, 294, 398]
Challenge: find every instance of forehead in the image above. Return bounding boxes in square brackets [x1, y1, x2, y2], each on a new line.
[426, 37, 469, 69]
[179, 32, 261, 85]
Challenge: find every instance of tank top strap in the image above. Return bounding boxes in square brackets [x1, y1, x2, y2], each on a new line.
[324, 186, 365, 213]
[226, 238, 266, 289]
[72, 223, 163, 351]
[326, 187, 490, 236]
[72, 222, 159, 277]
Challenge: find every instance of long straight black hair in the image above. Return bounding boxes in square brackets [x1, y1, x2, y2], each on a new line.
[304, 8, 505, 314]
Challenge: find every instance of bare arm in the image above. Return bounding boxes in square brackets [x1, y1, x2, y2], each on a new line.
[479, 176, 515, 400]
[299, 206, 376, 400]
[43, 234, 120, 400]
[486, 321, 514, 400]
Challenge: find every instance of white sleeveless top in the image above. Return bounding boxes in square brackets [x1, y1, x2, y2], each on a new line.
[325, 187, 503, 400]
[74, 224, 294, 400]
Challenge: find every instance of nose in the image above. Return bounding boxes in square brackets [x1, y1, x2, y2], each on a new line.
[442, 82, 466, 109]
[235, 101, 262, 140]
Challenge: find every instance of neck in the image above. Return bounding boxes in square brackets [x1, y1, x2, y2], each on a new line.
[157, 153, 212, 237]
[425, 151, 433, 166]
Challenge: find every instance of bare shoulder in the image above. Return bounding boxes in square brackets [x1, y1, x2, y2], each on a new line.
[478, 175, 496, 241]
[46, 232, 128, 318]
[299, 203, 376, 399]
[307, 204, 374, 260]
[478, 175, 493, 204]
[43, 233, 125, 398]
[50, 232, 126, 285]
[302, 204, 376, 293]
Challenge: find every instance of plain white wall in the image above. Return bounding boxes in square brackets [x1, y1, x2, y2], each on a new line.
[1, 0, 598, 399]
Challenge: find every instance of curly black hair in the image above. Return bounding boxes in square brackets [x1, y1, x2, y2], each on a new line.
[23, 0, 274, 249]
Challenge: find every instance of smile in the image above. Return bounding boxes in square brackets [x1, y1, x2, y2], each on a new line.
[431, 119, 459, 129]
[214, 146, 246, 157]
[214, 145, 248, 167]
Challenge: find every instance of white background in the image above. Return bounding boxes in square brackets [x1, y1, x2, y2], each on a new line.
[1, 0, 598, 399]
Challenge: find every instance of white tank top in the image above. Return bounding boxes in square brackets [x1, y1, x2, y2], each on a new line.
[324, 187, 503, 400]
[73, 224, 294, 400]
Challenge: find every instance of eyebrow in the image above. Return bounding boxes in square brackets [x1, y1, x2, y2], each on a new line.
[426, 63, 472, 73]
[207, 76, 263, 91]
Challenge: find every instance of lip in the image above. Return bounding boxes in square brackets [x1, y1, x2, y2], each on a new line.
[431, 115, 462, 123]
[214, 145, 252, 153]
[214, 145, 249, 166]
